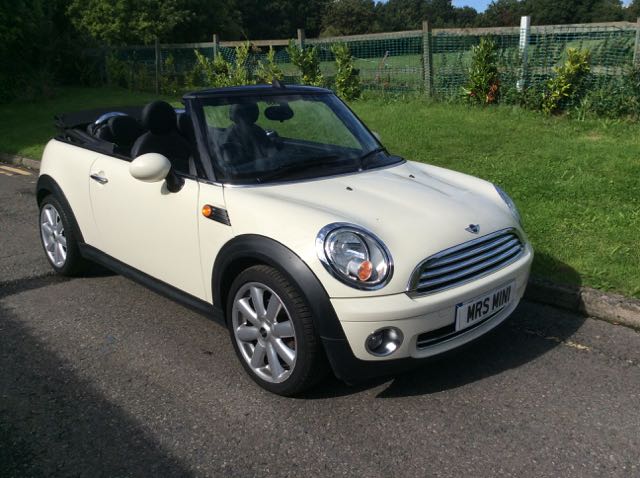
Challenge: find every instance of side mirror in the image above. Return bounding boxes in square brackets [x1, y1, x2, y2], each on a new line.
[130, 153, 171, 183]
[372, 131, 381, 142]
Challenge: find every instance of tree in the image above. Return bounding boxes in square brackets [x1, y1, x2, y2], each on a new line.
[232, 0, 330, 39]
[0, 0, 83, 101]
[480, 0, 524, 26]
[321, 0, 376, 36]
[377, 0, 470, 30]
[627, 0, 640, 20]
[67, 0, 193, 45]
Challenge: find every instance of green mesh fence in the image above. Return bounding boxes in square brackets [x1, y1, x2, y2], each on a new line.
[307, 32, 424, 92]
[105, 21, 638, 97]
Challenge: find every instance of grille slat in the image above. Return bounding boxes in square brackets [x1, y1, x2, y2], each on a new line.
[426, 234, 513, 269]
[420, 238, 521, 280]
[409, 229, 524, 295]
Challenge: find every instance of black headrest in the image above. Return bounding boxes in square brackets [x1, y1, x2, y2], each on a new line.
[108, 115, 143, 145]
[176, 112, 194, 140]
[229, 103, 259, 125]
[141, 101, 176, 135]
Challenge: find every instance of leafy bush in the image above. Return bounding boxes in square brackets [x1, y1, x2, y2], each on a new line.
[161, 54, 181, 95]
[542, 48, 591, 115]
[255, 47, 284, 84]
[331, 43, 361, 100]
[105, 54, 132, 88]
[462, 38, 500, 105]
[287, 41, 324, 87]
[502, 83, 545, 111]
[187, 43, 256, 88]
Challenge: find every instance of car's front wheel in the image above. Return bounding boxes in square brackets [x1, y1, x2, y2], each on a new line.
[227, 265, 327, 396]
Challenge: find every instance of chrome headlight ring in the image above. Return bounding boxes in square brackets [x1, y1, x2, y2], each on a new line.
[316, 222, 394, 290]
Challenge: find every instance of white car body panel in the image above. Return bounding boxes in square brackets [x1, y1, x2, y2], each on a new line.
[40, 140, 100, 245]
[88, 155, 206, 299]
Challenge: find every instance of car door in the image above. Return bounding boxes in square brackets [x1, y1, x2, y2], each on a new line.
[88, 153, 206, 300]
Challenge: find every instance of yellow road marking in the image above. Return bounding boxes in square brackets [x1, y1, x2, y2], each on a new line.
[0, 169, 14, 176]
[0, 165, 31, 175]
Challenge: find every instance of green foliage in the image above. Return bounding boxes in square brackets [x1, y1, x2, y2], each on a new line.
[255, 47, 284, 84]
[463, 38, 500, 105]
[321, 0, 376, 36]
[287, 41, 324, 87]
[331, 43, 361, 100]
[105, 54, 131, 88]
[573, 64, 640, 120]
[161, 54, 181, 95]
[187, 43, 256, 88]
[0, 0, 87, 102]
[542, 48, 591, 115]
[67, 0, 192, 45]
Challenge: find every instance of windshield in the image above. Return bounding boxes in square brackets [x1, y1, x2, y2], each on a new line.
[198, 93, 401, 184]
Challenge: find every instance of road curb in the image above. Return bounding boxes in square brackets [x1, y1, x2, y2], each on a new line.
[525, 277, 640, 330]
[1, 155, 639, 330]
[0, 152, 41, 170]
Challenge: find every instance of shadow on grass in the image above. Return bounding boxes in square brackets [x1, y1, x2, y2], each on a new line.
[303, 252, 585, 399]
[0, 295, 192, 477]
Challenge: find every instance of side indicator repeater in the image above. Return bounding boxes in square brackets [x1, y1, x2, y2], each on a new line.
[201, 204, 231, 226]
[202, 204, 213, 218]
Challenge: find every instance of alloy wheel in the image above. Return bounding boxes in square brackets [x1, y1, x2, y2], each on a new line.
[231, 282, 297, 383]
[40, 204, 67, 268]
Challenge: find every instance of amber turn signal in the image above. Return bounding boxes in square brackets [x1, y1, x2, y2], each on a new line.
[357, 260, 373, 281]
[202, 205, 213, 218]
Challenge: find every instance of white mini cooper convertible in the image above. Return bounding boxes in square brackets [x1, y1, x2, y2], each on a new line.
[38, 84, 533, 395]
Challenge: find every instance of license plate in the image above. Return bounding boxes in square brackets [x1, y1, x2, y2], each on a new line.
[455, 281, 515, 332]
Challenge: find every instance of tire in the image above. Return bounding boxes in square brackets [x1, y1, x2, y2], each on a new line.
[38, 194, 90, 276]
[226, 265, 328, 396]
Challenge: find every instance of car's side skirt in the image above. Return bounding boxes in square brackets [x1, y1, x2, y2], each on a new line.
[78, 243, 224, 325]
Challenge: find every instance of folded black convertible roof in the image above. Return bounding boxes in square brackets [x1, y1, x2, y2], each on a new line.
[54, 105, 144, 131]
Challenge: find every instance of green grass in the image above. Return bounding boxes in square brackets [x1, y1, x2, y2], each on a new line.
[0, 87, 638, 298]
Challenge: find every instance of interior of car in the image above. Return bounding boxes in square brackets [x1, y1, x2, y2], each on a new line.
[85, 100, 198, 175]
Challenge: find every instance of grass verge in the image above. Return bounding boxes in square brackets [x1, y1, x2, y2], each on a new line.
[0, 87, 638, 298]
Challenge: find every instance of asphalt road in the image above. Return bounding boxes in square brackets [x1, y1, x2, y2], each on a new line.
[1, 169, 639, 478]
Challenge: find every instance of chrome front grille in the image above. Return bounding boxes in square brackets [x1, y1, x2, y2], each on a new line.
[408, 229, 524, 296]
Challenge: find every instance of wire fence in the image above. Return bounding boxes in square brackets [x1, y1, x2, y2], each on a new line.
[98, 19, 640, 97]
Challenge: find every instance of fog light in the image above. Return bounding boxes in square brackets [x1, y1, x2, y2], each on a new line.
[365, 327, 403, 357]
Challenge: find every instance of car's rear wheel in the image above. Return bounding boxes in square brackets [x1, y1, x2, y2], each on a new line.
[39, 195, 89, 276]
[227, 265, 327, 396]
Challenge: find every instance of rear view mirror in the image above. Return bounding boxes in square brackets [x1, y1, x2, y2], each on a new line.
[265, 104, 294, 122]
[129, 153, 171, 183]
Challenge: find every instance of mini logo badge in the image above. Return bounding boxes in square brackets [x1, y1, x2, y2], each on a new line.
[465, 224, 480, 234]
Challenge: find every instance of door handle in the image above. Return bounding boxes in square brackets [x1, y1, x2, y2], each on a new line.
[90, 173, 108, 184]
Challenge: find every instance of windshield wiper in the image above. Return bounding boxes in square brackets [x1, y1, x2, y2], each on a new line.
[257, 155, 347, 183]
[358, 147, 386, 169]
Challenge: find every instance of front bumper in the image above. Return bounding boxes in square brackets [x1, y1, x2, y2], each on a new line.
[323, 244, 533, 380]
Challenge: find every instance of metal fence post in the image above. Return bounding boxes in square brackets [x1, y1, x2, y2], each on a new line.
[154, 37, 160, 94]
[297, 28, 305, 49]
[518, 16, 531, 91]
[634, 18, 640, 65]
[212, 33, 220, 60]
[422, 21, 433, 97]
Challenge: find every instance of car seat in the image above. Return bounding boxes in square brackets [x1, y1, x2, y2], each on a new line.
[131, 101, 191, 174]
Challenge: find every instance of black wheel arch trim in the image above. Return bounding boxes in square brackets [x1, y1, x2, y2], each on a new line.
[36, 174, 85, 243]
[212, 234, 348, 342]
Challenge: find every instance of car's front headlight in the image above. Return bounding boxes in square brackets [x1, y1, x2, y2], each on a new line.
[316, 223, 393, 290]
[494, 185, 521, 224]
